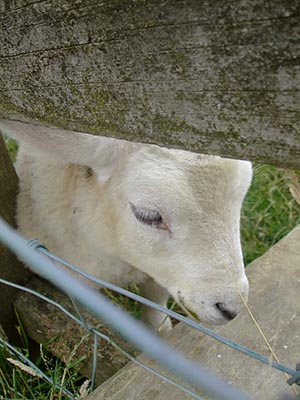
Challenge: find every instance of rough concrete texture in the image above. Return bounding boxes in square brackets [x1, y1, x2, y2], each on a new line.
[0, 134, 32, 337]
[0, 1, 299, 167]
[15, 278, 138, 385]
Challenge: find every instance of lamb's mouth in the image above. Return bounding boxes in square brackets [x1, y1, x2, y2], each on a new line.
[177, 292, 201, 323]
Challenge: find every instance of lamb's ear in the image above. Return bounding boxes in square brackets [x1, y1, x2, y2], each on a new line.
[0, 120, 132, 182]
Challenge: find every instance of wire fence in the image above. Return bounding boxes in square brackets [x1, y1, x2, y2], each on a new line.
[0, 217, 299, 400]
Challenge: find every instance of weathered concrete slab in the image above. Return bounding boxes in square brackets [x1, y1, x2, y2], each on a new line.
[87, 225, 300, 400]
[0, 134, 31, 337]
[0, 1, 299, 167]
[15, 278, 138, 385]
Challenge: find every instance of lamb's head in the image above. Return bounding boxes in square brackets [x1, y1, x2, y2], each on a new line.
[109, 146, 252, 325]
[0, 120, 252, 325]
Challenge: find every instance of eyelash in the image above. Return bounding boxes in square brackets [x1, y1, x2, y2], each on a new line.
[130, 203, 166, 229]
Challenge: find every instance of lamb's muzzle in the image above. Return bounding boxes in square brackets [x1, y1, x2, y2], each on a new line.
[215, 303, 237, 321]
[0, 120, 252, 332]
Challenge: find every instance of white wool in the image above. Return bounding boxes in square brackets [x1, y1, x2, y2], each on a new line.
[0, 121, 252, 332]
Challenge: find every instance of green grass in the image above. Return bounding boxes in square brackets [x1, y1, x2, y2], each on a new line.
[241, 164, 300, 265]
[0, 329, 87, 400]
[1, 138, 300, 398]
[4, 136, 18, 163]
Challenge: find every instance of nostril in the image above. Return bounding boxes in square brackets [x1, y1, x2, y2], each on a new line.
[215, 302, 237, 321]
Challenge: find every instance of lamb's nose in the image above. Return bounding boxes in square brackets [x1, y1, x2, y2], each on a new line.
[215, 302, 238, 320]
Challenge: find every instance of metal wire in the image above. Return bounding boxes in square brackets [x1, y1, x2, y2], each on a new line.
[91, 332, 98, 391]
[67, 295, 98, 390]
[0, 336, 75, 399]
[0, 278, 205, 400]
[0, 218, 252, 400]
[1, 219, 300, 398]
[35, 241, 296, 378]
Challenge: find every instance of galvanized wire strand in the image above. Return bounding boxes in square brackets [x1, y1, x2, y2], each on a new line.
[91, 328, 207, 400]
[66, 293, 206, 399]
[0, 219, 252, 400]
[67, 295, 98, 390]
[0, 279, 82, 325]
[91, 332, 98, 391]
[0, 336, 75, 399]
[0, 277, 205, 400]
[69, 295, 90, 331]
[36, 243, 296, 378]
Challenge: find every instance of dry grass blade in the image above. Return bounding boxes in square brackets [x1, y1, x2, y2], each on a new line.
[7, 358, 43, 379]
[214, 242, 299, 396]
[238, 294, 299, 396]
[283, 170, 300, 206]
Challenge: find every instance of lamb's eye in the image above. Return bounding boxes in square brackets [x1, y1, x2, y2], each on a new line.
[130, 203, 167, 230]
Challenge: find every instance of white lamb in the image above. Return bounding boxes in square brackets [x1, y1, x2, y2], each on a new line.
[0, 120, 252, 332]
